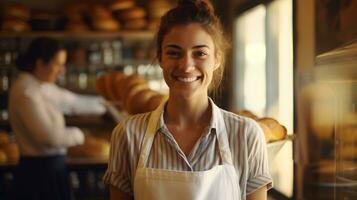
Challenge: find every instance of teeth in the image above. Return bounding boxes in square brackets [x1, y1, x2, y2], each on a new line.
[176, 77, 197, 83]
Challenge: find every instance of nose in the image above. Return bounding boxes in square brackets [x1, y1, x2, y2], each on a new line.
[178, 54, 195, 72]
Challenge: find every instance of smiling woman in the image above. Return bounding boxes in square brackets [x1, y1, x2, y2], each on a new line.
[103, 1, 272, 200]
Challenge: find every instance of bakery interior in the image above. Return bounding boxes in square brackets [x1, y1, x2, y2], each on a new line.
[0, 0, 356, 199]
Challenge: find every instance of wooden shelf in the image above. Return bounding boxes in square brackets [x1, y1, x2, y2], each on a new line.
[0, 31, 155, 40]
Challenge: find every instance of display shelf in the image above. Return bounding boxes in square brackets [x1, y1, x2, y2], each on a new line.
[267, 135, 294, 161]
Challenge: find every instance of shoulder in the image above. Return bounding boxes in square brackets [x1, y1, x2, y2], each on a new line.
[10, 76, 41, 101]
[111, 112, 151, 143]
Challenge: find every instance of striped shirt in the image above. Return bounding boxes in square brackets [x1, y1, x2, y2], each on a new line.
[103, 99, 273, 199]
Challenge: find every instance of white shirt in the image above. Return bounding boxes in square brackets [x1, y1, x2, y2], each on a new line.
[41, 83, 106, 116]
[9, 72, 84, 156]
[104, 98, 272, 199]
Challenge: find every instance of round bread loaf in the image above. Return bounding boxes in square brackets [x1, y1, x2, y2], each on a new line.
[2, 143, 19, 162]
[95, 74, 111, 100]
[93, 18, 120, 31]
[91, 5, 113, 19]
[2, 18, 31, 32]
[104, 71, 125, 101]
[4, 4, 31, 20]
[123, 18, 147, 30]
[111, 72, 127, 103]
[117, 7, 146, 21]
[258, 121, 274, 143]
[127, 89, 157, 114]
[257, 117, 287, 142]
[110, 0, 136, 11]
[124, 83, 150, 112]
[68, 135, 110, 158]
[147, 0, 172, 19]
[146, 93, 166, 111]
[0, 131, 9, 147]
[120, 75, 147, 101]
[65, 19, 89, 32]
[0, 150, 7, 163]
[235, 109, 259, 120]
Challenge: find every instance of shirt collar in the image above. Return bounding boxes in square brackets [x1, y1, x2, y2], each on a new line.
[157, 97, 225, 137]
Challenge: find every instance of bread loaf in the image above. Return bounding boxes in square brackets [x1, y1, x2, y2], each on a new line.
[127, 89, 157, 114]
[4, 4, 31, 20]
[0, 150, 7, 163]
[93, 18, 120, 31]
[2, 143, 19, 162]
[68, 135, 110, 158]
[258, 117, 287, 142]
[65, 19, 89, 32]
[120, 75, 148, 102]
[2, 18, 31, 32]
[95, 74, 111, 100]
[110, 0, 135, 11]
[0, 131, 9, 147]
[258, 122, 274, 143]
[105, 71, 124, 101]
[123, 18, 147, 30]
[116, 7, 146, 21]
[146, 93, 166, 111]
[235, 109, 259, 120]
[112, 72, 127, 102]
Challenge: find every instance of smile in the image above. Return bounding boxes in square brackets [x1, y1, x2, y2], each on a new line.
[175, 76, 200, 83]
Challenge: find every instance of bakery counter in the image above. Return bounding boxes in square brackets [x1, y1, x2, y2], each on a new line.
[0, 156, 109, 199]
[0, 156, 108, 172]
[65, 113, 117, 129]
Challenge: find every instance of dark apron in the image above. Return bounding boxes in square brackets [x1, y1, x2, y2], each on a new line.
[14, 155, 73, 200]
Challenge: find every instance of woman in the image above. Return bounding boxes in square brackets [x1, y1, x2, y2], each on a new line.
[9, 37, 84, 200]
[104, 0, 272, 199]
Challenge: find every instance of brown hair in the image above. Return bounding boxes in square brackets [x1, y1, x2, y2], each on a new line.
[16, 37, 64, 72]
[156, 0, 229, 92]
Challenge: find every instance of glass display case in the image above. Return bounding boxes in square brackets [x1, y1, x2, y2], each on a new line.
[297, 43, 357, 199]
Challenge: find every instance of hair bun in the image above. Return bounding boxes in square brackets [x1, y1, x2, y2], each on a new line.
[177, 0, 214, 14]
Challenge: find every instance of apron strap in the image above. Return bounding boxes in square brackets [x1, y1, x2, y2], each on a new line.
[137, 100, 166, 169]
[212, 103, 234, 166]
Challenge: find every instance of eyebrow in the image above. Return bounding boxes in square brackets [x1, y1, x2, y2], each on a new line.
[164, 44, 210, 49]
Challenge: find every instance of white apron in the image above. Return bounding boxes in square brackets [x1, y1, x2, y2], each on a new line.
[133, 102, 240, 200]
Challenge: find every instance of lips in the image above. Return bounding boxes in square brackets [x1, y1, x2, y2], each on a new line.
[176, 76, 199, 83]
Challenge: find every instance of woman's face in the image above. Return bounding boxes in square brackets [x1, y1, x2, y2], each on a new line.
[160, 23, 219, 98]
[38, 50, 67, 83]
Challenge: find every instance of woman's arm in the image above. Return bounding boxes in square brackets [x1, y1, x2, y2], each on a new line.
[247, 186, 267, 200]
[110, 185, 133, 200]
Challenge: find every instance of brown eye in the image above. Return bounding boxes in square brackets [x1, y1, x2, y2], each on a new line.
[165, 50, 181, 58]
[193, 50, 208, 58]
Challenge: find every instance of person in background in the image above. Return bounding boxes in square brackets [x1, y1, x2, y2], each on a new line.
[103, 0, 272, 200]
[41, 82, 106, 116]
[9, 37, 84, 200]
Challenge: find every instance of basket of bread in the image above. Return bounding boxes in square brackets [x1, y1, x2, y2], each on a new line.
[233, 110, 294, 160]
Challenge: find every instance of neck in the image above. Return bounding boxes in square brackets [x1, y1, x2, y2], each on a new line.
[164, 93, 211, 127]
